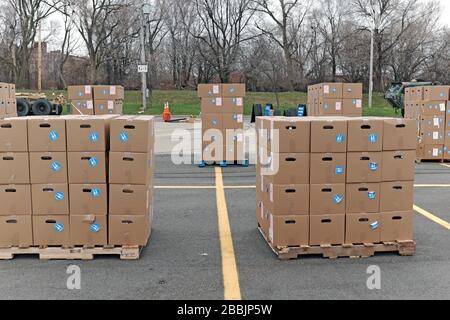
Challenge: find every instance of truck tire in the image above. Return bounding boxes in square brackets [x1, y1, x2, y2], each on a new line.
[16, 99, 31, 117]
[54, 104, 63, 115]
[32, 99, 52, 116]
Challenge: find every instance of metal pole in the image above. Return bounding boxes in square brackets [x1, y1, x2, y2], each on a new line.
[368, 25, 375, 109]
[140, 9, 147, 112]
[38, 22, 42, 93]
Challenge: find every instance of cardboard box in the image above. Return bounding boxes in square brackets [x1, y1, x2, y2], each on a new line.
[66, 117, 108, 152]
[268, 118, 310, 153]
[69, 184, 107, 215]
[263, 153, 310, 184]
[257, 201, 269, 238]
[310, 214, 345, 246]
[317, 99, 342, 116]
[342, 99, 363, 116]
[268, 215, 309, 247]
[405, 102, 420, 119]
[410, 86, 424, 101]
[265, 184, 309, 216]
[221, 84, 246, 97]
[27, 117, 66, 152]
[0, 83, 9, 98]
[109, 152, 154, 185]
[420, 130, 444, 145]
[93, 85, 124, 100]
[31, 184, 69, 215]
[0, 152, 30, 184]
[380, 181, 414, 212]
[346, 183, 380, 213]
[420, 116, 445, 131]
[423, 86, 449, 101]
[68, 85, 93, 100]
[8, 84, 15, 98]
[6, 99, 16, 115]
[198, 84, 221, 98]
[109, 215, 152, 246]
[417, 144, 443, 160]
[223, 134, 245, 162]
[383, 119, 418, 151]
[0, 118, 28, 152]
[67, 152, 107, 184]
[310, 184, 346, 215]
[202, 142, 224, 162]
[445, 143, 450, 160]
[223, 98, 244, 114]
[202, 113, 223, 133]
[420, 101, 446, 116]
[382, 151, 416, 181]
[347, 152, 382, 183]
[311, 118, 348, 153]
[317, 83, 343, 99]
[70, 215, 108, 246]
[0, 185, 32, 216]
[110, 116, 154, 152]
[94, 100, 123, 115]
[29, 152, 68, 184]
[0, 216, 33, 247]
[222, 113, 244, 130]
[347, 118, 383, 152]
[380, 211, 413, 242]
[201, 97, 223, 114]
[109, 184, 153, 216]
[310, 153, 347, 184]
[33, 215, 70, 246]
[71, 100, 94, 115]
[0, 99, 5, 116]
[345, 213, 381, 244]
[343, 83, 363, 99]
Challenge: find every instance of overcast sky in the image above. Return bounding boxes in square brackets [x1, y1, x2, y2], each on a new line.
[441, 0, 450, 21]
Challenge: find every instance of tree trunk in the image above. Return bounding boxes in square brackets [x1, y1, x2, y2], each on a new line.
[284, 49, 295, 91]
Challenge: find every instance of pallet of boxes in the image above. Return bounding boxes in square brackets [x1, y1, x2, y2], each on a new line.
[307, 83, 363, 117]
[0, 114, 154, 260]
[0, 82, 17, 118]
[198, 83, 247, 166]
[68, 85, 124, 115]
[256, 116, 417, 260]
[404, 85, 450, 162]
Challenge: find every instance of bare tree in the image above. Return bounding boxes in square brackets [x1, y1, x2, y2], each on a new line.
[194, 0, 255, 83]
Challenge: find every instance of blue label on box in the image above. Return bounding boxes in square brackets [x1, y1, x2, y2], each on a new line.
[89, 132, 100, 143]
[370, 221, 380, 230]
[369, 162, 378, 171]
[91, 188, 101, 198]
[335, 166, 345, 175]
[368, 134, 378, 144]
[54, 192, 65, 202]
[88, 157, 99, 168]
[336, 134, 345, 144]
[54, 223, 64, 233]
[333, 194, 344, 204]
[119, 132, 129, 143]
[90, 223, 101, 233]
[50, 161, 62, 172]
[49, 130, 59, 142]
[368, 191, 377, 200]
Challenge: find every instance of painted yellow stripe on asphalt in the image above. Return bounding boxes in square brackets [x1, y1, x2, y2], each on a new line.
[414, 184, 450, 188]
[215, 167, 241, 301]
[156, 185, 450, 189]
[441, 163, 450, 168]
[414, 205, 450, 230]
[155, 186, 216, 189]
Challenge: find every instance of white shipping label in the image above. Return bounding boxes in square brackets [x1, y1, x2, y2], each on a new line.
[215, 97, 223, 106]
[440, 103, 446, 112]
[433, 132, 439, 140]
[86, 101, 93, 109]
[108, 101, 114, 110]
[269, 215, 274, 242]
[433, 117, 440, 127]
[236, 98, 243, 106]
[356, 100, 362, 108]
[85, 86, 91, 94]
[336, 102, 342, 111]
[433, 148, 439, 157]
[237, 114, 243, 123]
[213, 85, 220, 94]
[324, 85, 330, 94]
[110, 86, 116, 95]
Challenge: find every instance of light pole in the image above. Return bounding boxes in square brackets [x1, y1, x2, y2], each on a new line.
[140, 2, 151, 112]
[368, 19, 378, 109]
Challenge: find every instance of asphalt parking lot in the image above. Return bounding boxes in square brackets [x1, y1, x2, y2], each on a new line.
[1, 122, 449, 300]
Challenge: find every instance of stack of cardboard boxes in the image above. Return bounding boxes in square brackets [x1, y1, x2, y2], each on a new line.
[68, 85, 124, 115]
[405, 86, 449, 161]
[307, 83, 363, 117]
[198, 84, 246, 162]
[0, 115, 154, 249]
[256, 116, 416, 249]
[0, 83, 17, 118]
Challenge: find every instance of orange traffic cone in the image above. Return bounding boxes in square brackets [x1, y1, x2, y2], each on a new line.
[163, 102, 172, 122]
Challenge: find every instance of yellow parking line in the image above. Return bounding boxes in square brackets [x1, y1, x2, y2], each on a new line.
[414, 205, 450, 230]
[414, 184, 450, 188]
[215, 168, 242, 300]
[157, 185, 450, 189]
[155, 186, 216, 189]
[441, 163, 450, 169]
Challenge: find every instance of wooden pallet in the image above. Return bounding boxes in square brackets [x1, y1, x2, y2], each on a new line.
[0, 245, 142, 261]
[259, 227, 416, 260]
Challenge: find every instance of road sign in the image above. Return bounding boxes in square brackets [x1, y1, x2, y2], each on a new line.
[138, 65, 148, 73]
